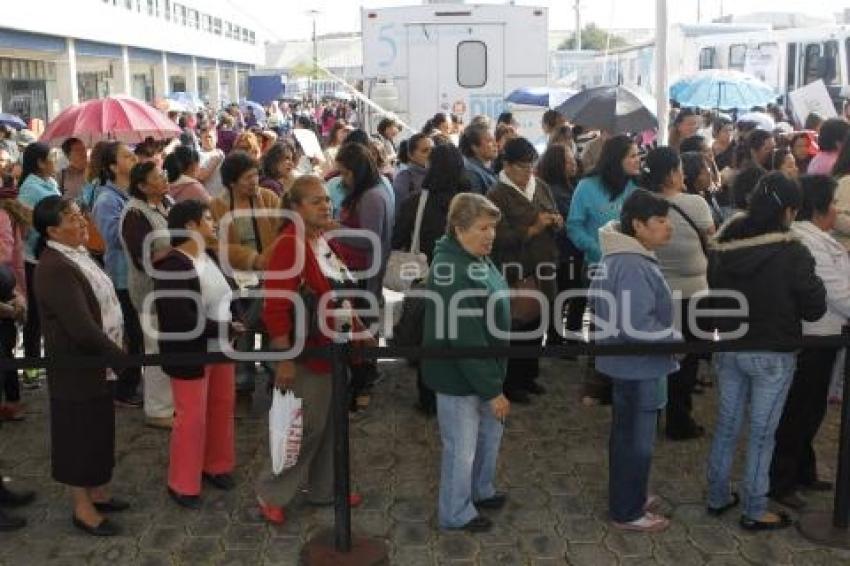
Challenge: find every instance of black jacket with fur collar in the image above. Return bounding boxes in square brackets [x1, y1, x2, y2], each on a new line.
[707, 215, 826, 348]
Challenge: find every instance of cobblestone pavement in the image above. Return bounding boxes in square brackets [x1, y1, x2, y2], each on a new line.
[1, 357, 850, 565]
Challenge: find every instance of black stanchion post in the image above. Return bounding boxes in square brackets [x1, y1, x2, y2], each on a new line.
[797, 343, 850, 548]
[331, 340, 353, 552]
[299, 340, 389, 566]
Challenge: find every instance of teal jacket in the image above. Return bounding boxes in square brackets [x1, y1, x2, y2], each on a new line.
[566, 175, 638, 265]
[18, 174, 61, 261]
[421, 234, 510, 401]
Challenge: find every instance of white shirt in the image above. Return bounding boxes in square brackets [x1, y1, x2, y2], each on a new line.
[199, 149, 225, 198]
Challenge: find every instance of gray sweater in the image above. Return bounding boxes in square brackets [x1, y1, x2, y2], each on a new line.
[655, 192, 713, 298]
[336, 185, 394, 298]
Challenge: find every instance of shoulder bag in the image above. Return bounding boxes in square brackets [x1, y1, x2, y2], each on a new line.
[384, 190, 430, 292]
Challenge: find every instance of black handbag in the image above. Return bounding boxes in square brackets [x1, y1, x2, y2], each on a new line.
[389, 283, 427, 348]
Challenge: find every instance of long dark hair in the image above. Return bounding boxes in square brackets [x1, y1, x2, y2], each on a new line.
[642, 146, 680, 193]
[33, 195, 74, 259]
[421, 143, 469, 196]
[590, 135, 636, 200]
[98, 141, 123, 185]
[421, 112, 448, 134]
[336, 142, 380, 209]
[536, 144, 571, 189]
[832, 132, 850, 178]
[261, 141, 296, 180]
[128, 161, 159, 201]
[719, 171, 801, 241]
[681, 151, 708, 195]
[20, 142, 51, 185]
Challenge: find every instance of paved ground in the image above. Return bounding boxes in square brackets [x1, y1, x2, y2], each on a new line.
[1, 356, 850, 565]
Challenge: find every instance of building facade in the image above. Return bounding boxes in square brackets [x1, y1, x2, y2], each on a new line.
[1, 0, 263, 123]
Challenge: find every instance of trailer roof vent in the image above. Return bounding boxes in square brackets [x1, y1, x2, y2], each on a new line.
[435, 11, 472, 17]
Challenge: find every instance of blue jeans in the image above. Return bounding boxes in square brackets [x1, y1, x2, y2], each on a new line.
[609, 378, 661, 523]
[707, 351, 796, 520]
[436, 393, 504, 529]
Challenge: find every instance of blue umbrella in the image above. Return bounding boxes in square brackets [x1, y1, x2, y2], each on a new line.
[505, 87, 577, 108]
[0, 113, 26, 130]
[166, 92, 204, 112]
[239, 100, 266, 123]
[670, 69, 777, 110]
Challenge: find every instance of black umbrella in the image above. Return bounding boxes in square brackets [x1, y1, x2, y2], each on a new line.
[555, 85, 658, 133]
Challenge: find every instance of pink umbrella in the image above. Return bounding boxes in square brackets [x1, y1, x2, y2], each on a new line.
[40, 95, 181, 147]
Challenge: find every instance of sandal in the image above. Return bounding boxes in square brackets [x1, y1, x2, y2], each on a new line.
[611, 512, 670, 533]
[739, 511, 791, 531]
[707, 492, 740, 517]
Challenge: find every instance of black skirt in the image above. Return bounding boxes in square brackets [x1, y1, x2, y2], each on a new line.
[50, 395, 115, 487]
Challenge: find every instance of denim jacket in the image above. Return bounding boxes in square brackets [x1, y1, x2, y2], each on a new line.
[92, 181, 129, 289]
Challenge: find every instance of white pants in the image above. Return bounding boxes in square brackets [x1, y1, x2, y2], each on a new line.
[140, 310, 174, 418]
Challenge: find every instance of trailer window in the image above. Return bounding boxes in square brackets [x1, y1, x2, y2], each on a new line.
[824, 40, 839, 85]
[457, 41, 487, 88]
[729, 44, 746, 70]
[699, 47, 716, 70]
[802, 42, 838, 85]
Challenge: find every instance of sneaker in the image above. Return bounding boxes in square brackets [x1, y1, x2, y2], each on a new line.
[21, 369, 40, 390]
[611, 512, 670, 532]
[257, 497, 286, 525]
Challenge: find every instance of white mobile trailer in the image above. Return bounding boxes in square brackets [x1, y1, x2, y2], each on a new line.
[361, 3, 549, 138]
[690, 25, 850, 109]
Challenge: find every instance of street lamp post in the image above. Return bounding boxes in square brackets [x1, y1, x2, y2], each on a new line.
[307, 9, 321, 102]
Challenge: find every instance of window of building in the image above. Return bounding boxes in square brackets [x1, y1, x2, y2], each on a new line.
[188, 8, 199, 29]
[213, 18, 222, 35]
[202, 14, 212, 32]
[249, 31, 256, 45]
[241, 28, 250, 43]
[233, 25, 241, 41]
[457, 41, 487, 88]
[146, 0, 157, 16]
[729, 44, 747, 70]
[225, 22, 233, 39]
[699, 47, 716, 70]
[123, 0, 133, 9]
[163, 0, 170, 20]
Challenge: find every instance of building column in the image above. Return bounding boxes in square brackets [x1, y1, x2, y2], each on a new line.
[119, 46, 132, 96]
[231, 63, 239, 102]
[159, 52, 170, 97]
[212, 60, 222, 110]
[55, 37, 80, 112]
[189, 57, 199, 96]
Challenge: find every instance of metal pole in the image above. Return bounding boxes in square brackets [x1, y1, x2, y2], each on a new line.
[833, 347, 850, 529]
[331, 340, 352, 552]
[312, 14, 318, 103]
[574, 0, 582, 51]
[655, 0, 670, 145]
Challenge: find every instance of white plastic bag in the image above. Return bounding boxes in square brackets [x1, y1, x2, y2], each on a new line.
[269, 389, 303, 475]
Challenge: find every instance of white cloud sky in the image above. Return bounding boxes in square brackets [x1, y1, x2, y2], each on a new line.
[224, 0, 849, 42]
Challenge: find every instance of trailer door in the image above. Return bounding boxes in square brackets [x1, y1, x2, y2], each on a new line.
[406, 23, 441, 132]
[438, 24, 504, 123]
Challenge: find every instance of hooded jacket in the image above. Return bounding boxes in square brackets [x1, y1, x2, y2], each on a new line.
[708, 214, 826, 347]
[421, 234, 510, 401]
[590, 221, 680, 381]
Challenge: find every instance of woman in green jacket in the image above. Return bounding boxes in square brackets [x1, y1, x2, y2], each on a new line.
[422, 193, 511, 533]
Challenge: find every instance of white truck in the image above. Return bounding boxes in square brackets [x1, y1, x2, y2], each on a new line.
[360, 2, 549, 137]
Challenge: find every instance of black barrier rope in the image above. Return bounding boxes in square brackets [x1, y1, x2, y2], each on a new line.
[9, 333, 850, 371]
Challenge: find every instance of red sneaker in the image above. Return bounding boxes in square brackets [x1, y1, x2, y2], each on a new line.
[257, 497, 286, 525]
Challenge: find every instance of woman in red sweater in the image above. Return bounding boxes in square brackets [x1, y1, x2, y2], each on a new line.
[255, 174, 363, 524]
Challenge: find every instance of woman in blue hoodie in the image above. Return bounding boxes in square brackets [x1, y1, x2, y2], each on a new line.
[590, 189, 679, 533]
[568, 135, 641, 405]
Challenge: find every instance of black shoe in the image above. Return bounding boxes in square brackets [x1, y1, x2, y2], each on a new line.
[202, 473, 235, 491]
[0, 484, 35, 508]
[504, 389, 531, 404]
[168, 488, 201, 510]
[475, 492, 508, 510]
[800, 480, 833, 492]
[707, 492, 740, 517]
[448, 515, 492, 533]
[0, 508, 26, 531]
[771, 492, 807, 510]
[92, 498, 131, 513]
[665, 423, 705, 441]
[71, 515, 120, 537]
[524, 382, 547, 395]
[739, 511, 792, 531]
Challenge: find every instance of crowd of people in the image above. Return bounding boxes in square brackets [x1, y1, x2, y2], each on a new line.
[0, 97, 847, 540]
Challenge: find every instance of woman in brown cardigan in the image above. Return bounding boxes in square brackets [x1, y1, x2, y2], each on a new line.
[487, 137, 562, 405]
[32, 196, 128, 537]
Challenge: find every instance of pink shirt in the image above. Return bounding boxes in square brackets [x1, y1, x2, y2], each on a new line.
[169, 176, 211, 204]
[807, 151, 839, 176]
[0, 209, 26, 295]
